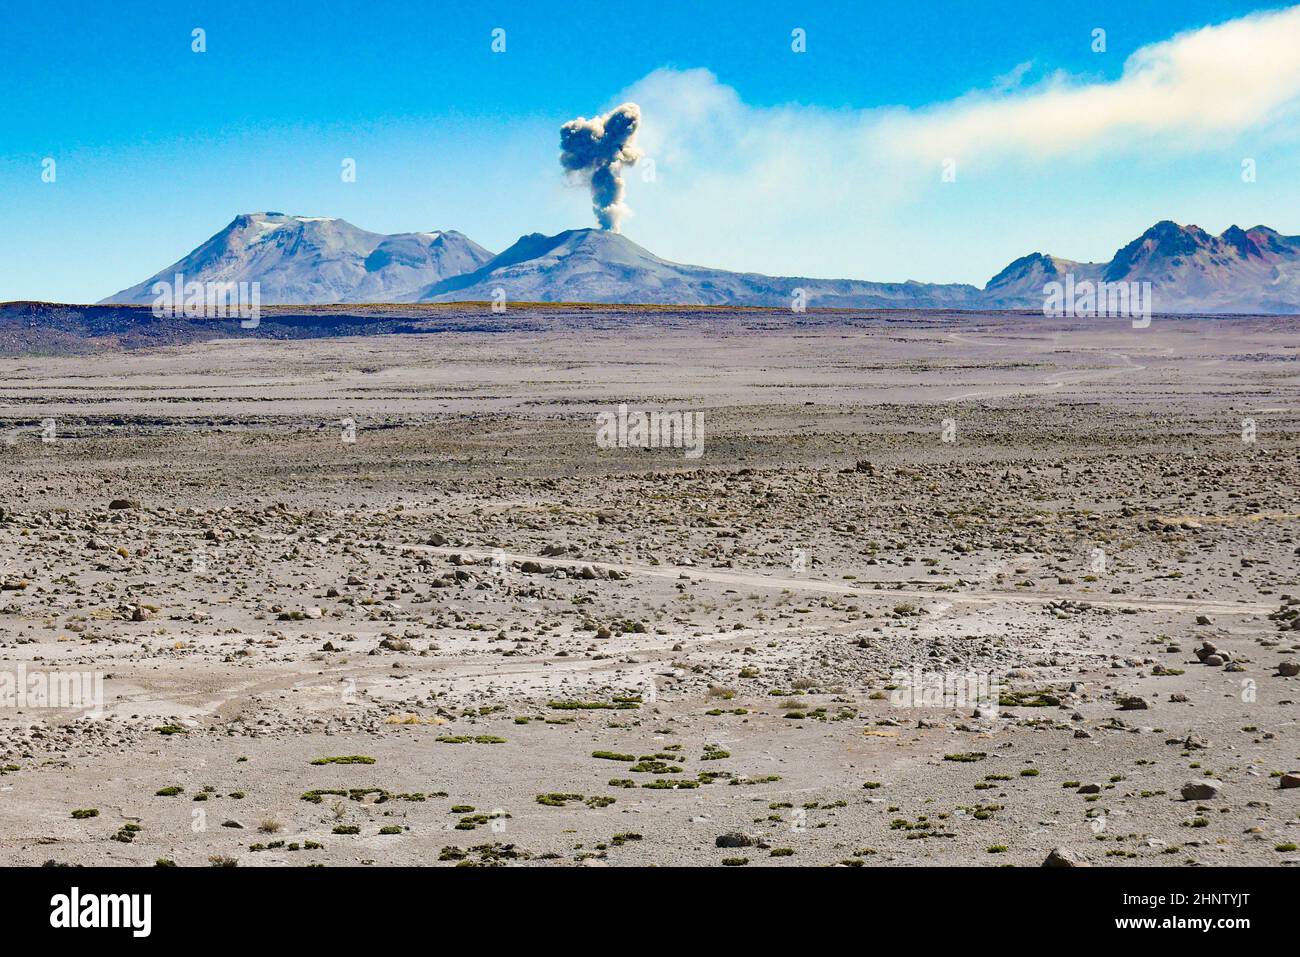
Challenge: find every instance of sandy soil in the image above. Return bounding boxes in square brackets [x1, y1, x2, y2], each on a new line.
[1, 310, 1298, 867]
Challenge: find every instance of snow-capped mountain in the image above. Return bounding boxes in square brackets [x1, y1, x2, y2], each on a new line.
[102, 213, 494, 305]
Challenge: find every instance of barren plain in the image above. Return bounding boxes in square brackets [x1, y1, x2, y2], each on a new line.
[1, 308, 1298, 867]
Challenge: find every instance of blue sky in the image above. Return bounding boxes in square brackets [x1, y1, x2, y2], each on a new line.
[3, 0, 1299, 301]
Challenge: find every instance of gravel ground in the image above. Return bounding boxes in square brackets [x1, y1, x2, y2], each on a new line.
[1, 310, 1297, 867]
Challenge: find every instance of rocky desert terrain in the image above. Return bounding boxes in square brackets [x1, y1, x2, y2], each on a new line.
[1, 308, 1298, 867]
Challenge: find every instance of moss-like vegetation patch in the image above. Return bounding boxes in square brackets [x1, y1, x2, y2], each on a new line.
[536, 792, 584, 807]
[642, 779, 700, 790]
[998, 689, 1057, 708]
[591, 750, 635, 762]
[110, 823, 142, 843]
[300, 787, 428, 804]
[548, 698, 640, 711]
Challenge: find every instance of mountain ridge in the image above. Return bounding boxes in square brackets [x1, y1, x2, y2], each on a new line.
[419, 228, 992, 309]
[101, 215, 1300, 314]
[102, 213, 495, 306]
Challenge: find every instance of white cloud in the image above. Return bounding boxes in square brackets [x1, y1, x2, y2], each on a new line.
[626, 5, 1300, 176]
[610, 5, 1300, 282]
[881, 4, 1300, 165]
[990, 61, 1035, 95]
[618, 67, 888, 246]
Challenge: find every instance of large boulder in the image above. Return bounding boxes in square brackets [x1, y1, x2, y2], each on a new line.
[1180, 780, 1222, 801]
[1042, 847, 1087, 867]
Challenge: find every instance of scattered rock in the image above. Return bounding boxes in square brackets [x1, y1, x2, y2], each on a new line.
[1180, 781, 1223, 801]
[1042, 847, 1087, 867]
[715, 832, 757, 848]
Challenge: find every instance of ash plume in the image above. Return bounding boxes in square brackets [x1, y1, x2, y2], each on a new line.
[559, 103, 642, 232]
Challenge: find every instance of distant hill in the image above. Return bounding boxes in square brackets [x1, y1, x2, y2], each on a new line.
[102, 213, 494, 305]
[99, 215, 1300, 314]
[985, 221, 1300, 314]
[1100, 221, 1300, 314]
[983, 253, 1105, 301]
[419, 228, 991, 309]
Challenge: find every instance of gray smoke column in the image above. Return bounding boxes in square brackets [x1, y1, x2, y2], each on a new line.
[559, 103, 642, 232]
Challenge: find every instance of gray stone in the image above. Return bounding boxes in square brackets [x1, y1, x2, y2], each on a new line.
[1042, 847, 1087, 867]
[715, 832, 757, 848]
[1180, 780, 1223, 801]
